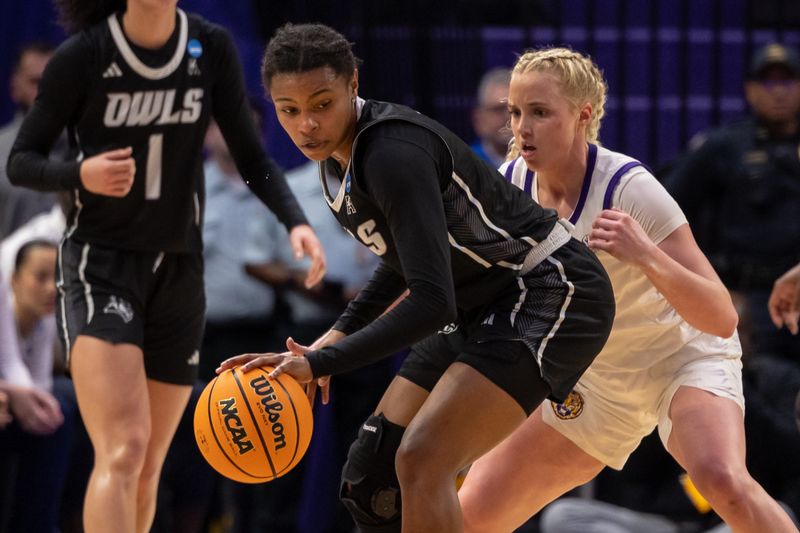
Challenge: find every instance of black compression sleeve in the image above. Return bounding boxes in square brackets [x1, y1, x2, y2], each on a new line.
[209, 27, 307, 230]
[307, 130, 458, 377]
[7, 36, 87, 191]
[333, 260, 408, 335]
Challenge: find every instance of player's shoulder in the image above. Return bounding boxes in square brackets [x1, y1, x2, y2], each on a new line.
[186, 11, 232, 44]
[47, 28, 100, 74]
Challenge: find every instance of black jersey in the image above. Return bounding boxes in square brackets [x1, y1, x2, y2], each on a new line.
[8, 9, 306, 252]
[306, 99, 561, 376]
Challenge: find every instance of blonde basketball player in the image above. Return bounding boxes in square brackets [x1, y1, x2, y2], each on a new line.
[458, 47, 798, 533]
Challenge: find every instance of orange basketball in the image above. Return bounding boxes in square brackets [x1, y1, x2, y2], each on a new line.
[193, 365, 313, 483]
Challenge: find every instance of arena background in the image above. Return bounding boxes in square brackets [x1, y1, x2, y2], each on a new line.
[3, 0, 800, 174]
[2, 1, 800, 531]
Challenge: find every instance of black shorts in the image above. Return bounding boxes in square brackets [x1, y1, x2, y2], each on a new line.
[397, 239, 615, 414]
[56, 237, 205, 385]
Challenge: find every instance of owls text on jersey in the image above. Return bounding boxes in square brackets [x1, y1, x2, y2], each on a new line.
[8, 9, 305, 252]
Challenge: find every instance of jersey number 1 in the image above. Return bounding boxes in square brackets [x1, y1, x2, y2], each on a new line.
[145, 133, 163, 200]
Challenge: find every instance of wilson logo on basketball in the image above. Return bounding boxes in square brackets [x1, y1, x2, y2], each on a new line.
[218, 397, 254, 455]
[250, 376, 287, 451]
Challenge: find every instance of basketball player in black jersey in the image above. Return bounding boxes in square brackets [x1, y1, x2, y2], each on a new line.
[6, 2, 325, 532]
[218, 23, 614, 533]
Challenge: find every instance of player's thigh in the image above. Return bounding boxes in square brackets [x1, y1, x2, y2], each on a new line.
[667, 386, 746, 470]
[399, 362, 533, 475]
[381, 327, 465, 426]
[70, 336, 151, 450]
[461, 406, 603, 515]
[661, 357, 745, 467]
[373, 376, 430, 427]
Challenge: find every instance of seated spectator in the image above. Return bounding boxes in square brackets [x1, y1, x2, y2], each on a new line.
[0, 240, 78, 532]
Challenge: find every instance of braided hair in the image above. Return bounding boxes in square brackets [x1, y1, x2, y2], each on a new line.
[507, 47, 607, 160]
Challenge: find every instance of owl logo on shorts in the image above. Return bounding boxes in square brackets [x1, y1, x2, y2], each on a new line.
[551, 390, 584, 420]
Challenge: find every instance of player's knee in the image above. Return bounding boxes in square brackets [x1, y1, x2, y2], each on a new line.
[104, 431, 150, 478]
[395, 426, 453, 485]
[690, 461, 751, 504]
[339, 414, 405, 533]
[395, 431, 430, 484]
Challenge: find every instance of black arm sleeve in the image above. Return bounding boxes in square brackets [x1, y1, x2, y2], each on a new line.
[7, 36, 87, 191]
[307, 131, 458, 377]
[209, 27, 307, 230]
[332, 260, 408, 335]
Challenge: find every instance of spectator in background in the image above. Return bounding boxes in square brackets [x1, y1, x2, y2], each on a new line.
[469, 67, 512, 168]
[665, 42, 800, 517]
[0, 241, 78, 533]
[0, 42, 58, 240]
[665, 42, 800, 358]
[199, 114, 284, 382]
[245, 160, 395, 532]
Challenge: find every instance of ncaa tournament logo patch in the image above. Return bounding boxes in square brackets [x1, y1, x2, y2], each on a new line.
[551, 390, 584, 420]
[187, 39, 203, 57]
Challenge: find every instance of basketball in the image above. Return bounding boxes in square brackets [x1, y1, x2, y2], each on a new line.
[194, 365, 314, 483]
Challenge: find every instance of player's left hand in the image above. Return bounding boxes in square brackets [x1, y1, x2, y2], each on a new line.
[587, 209, 656, 266]
[217, 352, 313, 383]
[289, 224, 326, 289]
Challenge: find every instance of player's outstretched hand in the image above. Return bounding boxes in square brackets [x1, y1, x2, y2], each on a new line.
[217, 352, 313, 384]
[288, 224, 326, 288]
[80, 147, 136, 197]
[769, 262, 800, 335]
[286, 337, 331, 406]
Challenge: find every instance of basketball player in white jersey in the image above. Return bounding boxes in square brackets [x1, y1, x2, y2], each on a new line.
[458, 48, 798, 533]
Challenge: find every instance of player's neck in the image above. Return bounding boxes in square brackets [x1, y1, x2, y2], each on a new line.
[536, 142, 588, 204]
[122, 6, 176, 50]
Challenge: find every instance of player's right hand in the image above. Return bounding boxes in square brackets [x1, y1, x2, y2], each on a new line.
[79, 146, 136, 197]
[285, 337, 331, 406]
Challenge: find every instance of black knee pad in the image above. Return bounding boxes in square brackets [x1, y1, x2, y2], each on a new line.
[340, 414, 405, 533]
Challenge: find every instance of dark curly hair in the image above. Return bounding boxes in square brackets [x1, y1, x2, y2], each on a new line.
[261, 23, 360, 90]
[54, 0, 125, 33]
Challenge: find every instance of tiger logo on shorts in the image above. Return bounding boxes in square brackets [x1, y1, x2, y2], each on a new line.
[551, 390, 584, 420]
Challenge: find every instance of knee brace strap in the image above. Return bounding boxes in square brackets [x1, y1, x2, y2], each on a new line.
[340, 414, 405, 533]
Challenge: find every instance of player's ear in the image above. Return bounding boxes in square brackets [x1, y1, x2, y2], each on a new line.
[351, 69, 359, 99]
[578, 102, 592, 124]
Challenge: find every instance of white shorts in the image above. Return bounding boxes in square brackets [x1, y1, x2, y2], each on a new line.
[541, 354, 744, 470]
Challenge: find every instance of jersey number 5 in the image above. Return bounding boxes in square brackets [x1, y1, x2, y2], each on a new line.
[356, 219, 387, 256]
[145, 133, 163, 200]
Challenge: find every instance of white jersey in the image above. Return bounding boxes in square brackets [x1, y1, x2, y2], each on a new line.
[501, 144, 741, 372]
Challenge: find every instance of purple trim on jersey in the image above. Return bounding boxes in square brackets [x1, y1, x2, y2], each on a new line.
[523, 169, 534, 196]
[503, 158, 517, 182]
[568, 144, 598, 225]
[602, 161, 643, 210]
